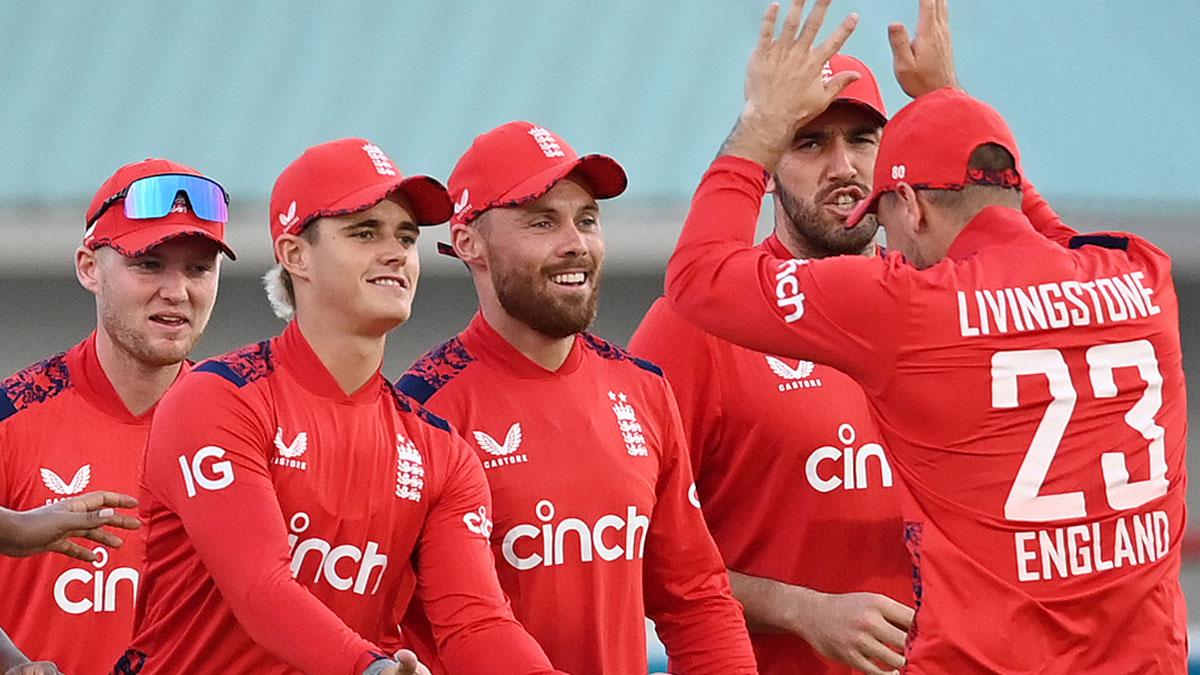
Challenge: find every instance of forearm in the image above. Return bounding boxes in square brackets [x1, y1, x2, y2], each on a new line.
[0, 628, 31, 670]
[727, 569, 820, 635]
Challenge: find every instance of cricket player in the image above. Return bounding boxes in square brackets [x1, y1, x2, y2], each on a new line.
[397, 121, 758, 675]
[115, 139, 557, 674]
[0, 159, 232, 673]
[665, 1, 1189, 672]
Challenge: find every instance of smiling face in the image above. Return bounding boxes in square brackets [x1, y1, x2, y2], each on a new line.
[284, 195, 421, 335]
[79, 236, 221, 367]
[772, 103, 883, 257]
[469, 177, 604, 339]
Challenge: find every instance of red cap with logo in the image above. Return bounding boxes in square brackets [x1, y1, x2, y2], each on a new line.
[846, 87, 1022, 228]
[269, 137, 453, 257]
[447, 121, 628, 227]
[84, 158, 237, 259]
[825, 53, 887, 124]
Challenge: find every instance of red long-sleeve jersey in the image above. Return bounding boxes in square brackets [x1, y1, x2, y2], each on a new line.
[0, 334, 157, 674]
[397, 313, 758, 675]
[630, 235, 911, 674]
[666, 156, 1189, 674]
[116, 321, 556, 675]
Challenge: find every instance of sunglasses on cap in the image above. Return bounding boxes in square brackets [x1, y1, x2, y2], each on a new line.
[88, 174, 230, 227]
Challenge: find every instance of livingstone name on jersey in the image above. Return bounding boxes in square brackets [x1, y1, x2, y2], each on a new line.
[1013, 509, 1170, 582]
[957, 272, 1160, 338]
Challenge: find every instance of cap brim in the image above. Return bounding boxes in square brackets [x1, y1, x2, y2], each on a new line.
[93, 219, 237, 260]
[316, 175, 452, 228]
[495, 153, 628, 209]
[832, 97, 887, 126]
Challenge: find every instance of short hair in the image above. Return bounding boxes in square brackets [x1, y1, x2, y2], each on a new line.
[262, 222, 320, 321]
[920, 143, 1023, 212]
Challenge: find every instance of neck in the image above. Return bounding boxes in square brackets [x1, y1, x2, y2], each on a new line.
[294, 312, 387, 395]
[94, 327, 182, 417]
[479, 297, 574, 372]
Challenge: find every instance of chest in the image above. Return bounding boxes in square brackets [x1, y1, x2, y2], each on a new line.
[2, 398, 146, 508]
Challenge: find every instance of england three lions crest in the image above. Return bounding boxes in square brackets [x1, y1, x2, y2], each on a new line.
[608, 391, 648, 457]
[395, 434, 425, 502]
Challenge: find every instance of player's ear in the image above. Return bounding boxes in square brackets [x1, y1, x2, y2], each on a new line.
[275, 232, 311, 282]
[451, 221, 486, 268]
[894, 182, 925, 233]
[75, 246, 101, 296]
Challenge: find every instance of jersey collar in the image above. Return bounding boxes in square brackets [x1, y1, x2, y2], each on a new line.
[68, 331, 189, 424]
[276, 321, 386, 403]
[946, 206, 1039, 262]
[462, 311, 585, 379]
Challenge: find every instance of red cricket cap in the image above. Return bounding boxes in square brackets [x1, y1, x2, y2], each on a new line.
[825, 53, 887, 124]
[84, 158, 236, 259]
[269, 137, 452, 257]
[447, 121, 628, 227]
[847, 87, 1023, 228]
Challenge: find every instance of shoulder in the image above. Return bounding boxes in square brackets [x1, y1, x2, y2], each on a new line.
[396, 336, 477, 404]
[387, 384, 453, 436]
[1069, 231, 1173, 272]
[0, 350, 73, 424]
[579, 333, 664, 378]
[191, 339, 275, 388]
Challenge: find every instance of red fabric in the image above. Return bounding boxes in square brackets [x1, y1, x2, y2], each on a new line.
[666, 155, 1189, 674]
[122, 322, 555, 674]
[0, 334, 168, 674]
[630, 235, 911, 674]
[398, 313, 757, 675]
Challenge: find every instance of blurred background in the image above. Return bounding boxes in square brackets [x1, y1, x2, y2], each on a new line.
[1, 1, 1196, 670]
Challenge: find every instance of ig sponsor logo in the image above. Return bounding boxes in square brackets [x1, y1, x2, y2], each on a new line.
[178, 446, 234, 498]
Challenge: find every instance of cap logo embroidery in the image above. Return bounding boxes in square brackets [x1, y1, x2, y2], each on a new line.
[278, 200, 299, 229]
[528, 126, 565, 159]
[821, 60, 834, 83]
[891, 165, 907, 180]
[453, 189, 471, 215]
[361, 143, 397, 177]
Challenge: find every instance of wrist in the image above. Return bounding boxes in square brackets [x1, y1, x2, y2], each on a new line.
[785, 585, 829, 640]
[719, 105, 795, 171]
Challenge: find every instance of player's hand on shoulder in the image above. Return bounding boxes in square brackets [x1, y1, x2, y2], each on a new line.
[0, 491, 141, 563]
[4, 661, 62, 675]
[888, 0, 960, 98]
[796, 590, 913, 675]
[365, 650, 431, 675]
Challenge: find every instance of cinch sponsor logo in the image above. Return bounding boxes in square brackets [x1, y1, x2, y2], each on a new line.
[41, 464, 91, 504]
[179, 446, 234, 498]
[501, 499, 650, 571]
[287, 511, 388, 596]
[805, 423, 894, 493]
[53, 546, 138, 615]
[775, 259, 808, 323]
[463, 506, 494, 538]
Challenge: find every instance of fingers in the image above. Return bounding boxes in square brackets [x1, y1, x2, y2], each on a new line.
[780, 0, 807, 43]
[48, 539, 98, 563]
[812, 12, 859, 66]
[888, 23, 914, 63]
[917, 0, 935, 38]
[879, 597, 916, 629]
[873, 616, 909, 651]
[68, 490, 138, 512]
[81, 527, 126, 549]
[758, 3, 781, 51]
[846, 652, 899, 675]
[937, 0, 950, 25]
[796, 0, 831, 49]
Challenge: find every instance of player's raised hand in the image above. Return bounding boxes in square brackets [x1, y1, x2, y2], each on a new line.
[722, 0, 861, 170]
[0, 491, 140, 563]
[796, 590, 913, 675]
[888, 0, 959, 98]
[4, 662, 62, 675]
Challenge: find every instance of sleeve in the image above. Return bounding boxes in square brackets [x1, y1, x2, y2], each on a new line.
[413, 431, 559, 674]
[627, 299, 723, 476]
[1021, 180, 1079, 245]
[641, 379, 758, 675]
[143, 374, 387, 675]
[665, 155, 905, 392]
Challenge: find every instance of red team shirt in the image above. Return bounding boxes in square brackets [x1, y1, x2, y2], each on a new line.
[0, 334, 159, 674]
[397, 312, 758, 675]
[630, 233, 912, 674]
[118, 322, 556, 674]
[666, 156, 1189, 673]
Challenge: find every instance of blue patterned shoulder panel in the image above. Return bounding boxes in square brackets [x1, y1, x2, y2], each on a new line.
[397, 336, 475, 404]
[0, 352, 72, 422]
[580, 333, 663, 377]
[193, 340, 274, 388]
